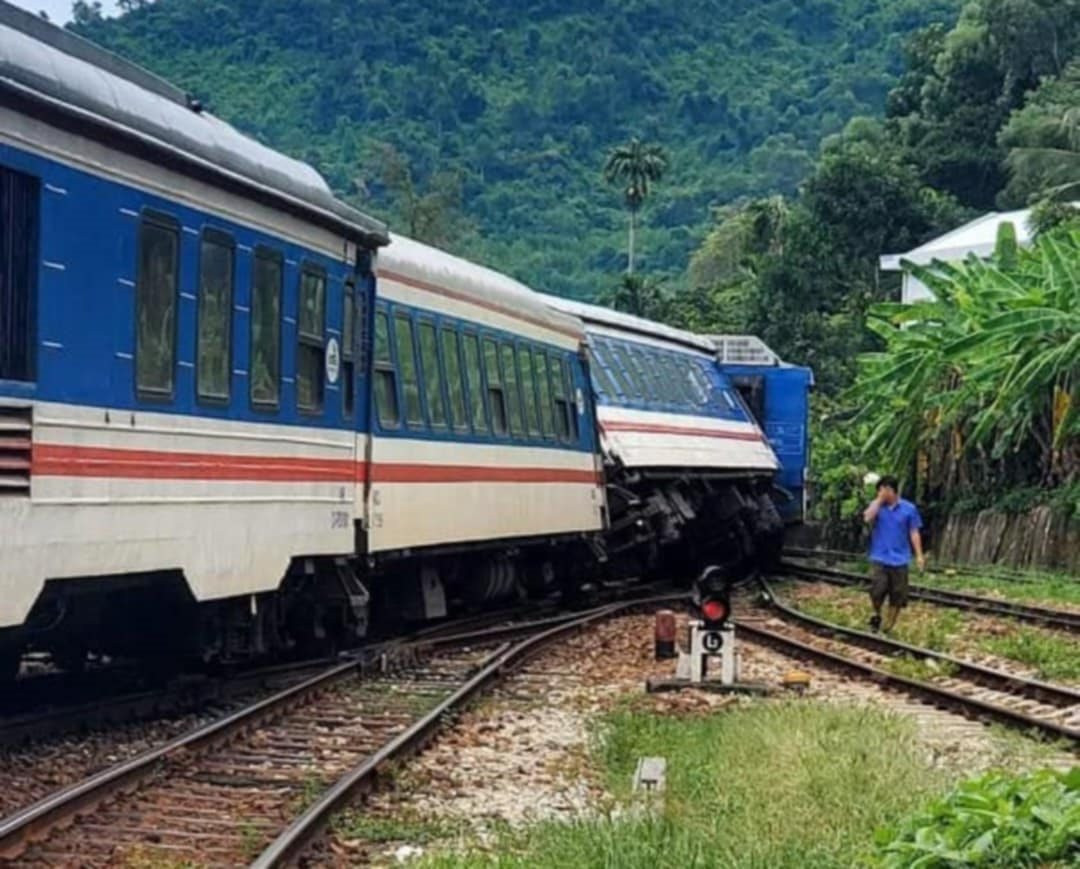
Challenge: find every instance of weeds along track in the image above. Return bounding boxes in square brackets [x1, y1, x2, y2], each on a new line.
[781, 560, 1080, 633]
[740, 580, 1080, 746]
[0, 593, 682, 867]
[784, 547, 1076, 587]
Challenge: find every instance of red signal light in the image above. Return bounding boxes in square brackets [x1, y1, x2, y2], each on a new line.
[701, 598, 728, 624]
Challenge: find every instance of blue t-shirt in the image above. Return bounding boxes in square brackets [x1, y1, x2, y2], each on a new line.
[868, 498, 923, 567]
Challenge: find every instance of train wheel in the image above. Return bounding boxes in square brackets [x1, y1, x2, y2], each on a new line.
[51, 644, 88, 674]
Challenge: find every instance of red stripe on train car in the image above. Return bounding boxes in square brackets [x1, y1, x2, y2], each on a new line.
[599, 421, 763, 441]
[32, 444, 360, 482]
[31, 445, 599, 485]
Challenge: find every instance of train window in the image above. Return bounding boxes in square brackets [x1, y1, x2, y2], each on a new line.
[418, 320, 448, 428]
[499, 343, 525, 438]
[463, 332, 489, 433]
[0, 166, 38, 383]
[519, 347, 542, 437]
[627, 347, 661, 402]
[483, 338, 508, 436]
[656, 354, 693, 407]
[342, 282, 355, 418]
[250, 247, 282, 408]
[551, 353, 571, 442]
[394, 313, 424, 426]
[687, 364, 711, 406]
[610, 344, 644, 400]
[589, 350, 619, 398]
[440, 326, 468, 432]
[533, 349, 555, 438]
[373, 309, 399, 427]
[563, 358, 579, 441]
[297, 266, 326, 413]
[135, 212, 180, 399]
[196, 229, 234, 403]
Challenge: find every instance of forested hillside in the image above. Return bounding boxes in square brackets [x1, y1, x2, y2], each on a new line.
[72, 0, 957, 297]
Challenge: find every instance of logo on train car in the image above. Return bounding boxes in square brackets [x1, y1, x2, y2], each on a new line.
[326, 337, 341, 385]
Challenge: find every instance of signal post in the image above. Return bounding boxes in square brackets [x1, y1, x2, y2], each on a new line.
[646, 566, 769, 695]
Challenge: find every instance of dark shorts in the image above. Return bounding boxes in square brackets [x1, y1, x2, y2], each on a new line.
[870, 563, 909, 608]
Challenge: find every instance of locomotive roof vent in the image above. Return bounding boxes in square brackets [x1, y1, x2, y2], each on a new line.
[709, 335, 780, 366]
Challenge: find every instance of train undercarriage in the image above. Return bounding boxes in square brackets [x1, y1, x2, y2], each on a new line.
[0, 469, 785, 679]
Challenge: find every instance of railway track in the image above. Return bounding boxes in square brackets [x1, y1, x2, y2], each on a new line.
[784, 547, 1072, 585]
[781, 560, 1080, 633]
[740, 579, 1080, 746]
[0, 593, 681, 867]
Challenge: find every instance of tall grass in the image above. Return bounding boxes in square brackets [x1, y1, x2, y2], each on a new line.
[422, 703, 948, 868]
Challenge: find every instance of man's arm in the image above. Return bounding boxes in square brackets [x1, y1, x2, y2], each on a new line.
[910, 528, 926, 571]
[863, 495, 884, 525]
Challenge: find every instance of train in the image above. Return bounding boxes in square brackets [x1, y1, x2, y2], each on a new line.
[0, 3, 811, 677]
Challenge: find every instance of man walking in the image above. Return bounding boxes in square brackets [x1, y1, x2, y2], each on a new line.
[863, 476, 924, 633]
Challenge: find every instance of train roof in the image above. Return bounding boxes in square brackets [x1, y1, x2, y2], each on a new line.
[0, 1, 387, 247]
[541, 294, 716, 354]
[378, 235, 586, 341]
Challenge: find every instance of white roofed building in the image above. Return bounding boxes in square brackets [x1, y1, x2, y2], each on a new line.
[879, 208, 1038, 304]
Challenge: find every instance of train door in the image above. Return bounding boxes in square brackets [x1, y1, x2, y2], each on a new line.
[350, 250, 375, 544]
[0, 165, 38, 384]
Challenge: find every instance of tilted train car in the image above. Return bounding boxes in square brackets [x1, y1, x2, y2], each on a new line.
[542, 296, 787, 578]
[364, 234, 606, 621]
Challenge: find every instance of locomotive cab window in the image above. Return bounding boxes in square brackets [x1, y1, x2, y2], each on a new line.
[250, 247, 282, 408]
[297, 265, 326, 413]
[483, 338, 508, 436]
[0, 166, 39, 383]
[136, 212, 180, 399]
[418, 319, 448, 428]
[373, 309, 399, 427]
[394, 313, 424, 426]
[196, 229, 234, 403]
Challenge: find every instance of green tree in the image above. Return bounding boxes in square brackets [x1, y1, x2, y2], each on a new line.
[1000, 61, 1080, 204]
[603, 138, 668, 275]
[371, 143, 471, 249]
[598, 273, 669, 321]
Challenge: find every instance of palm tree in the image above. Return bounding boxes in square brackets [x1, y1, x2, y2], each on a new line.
[1006, 106, 1080, 201]
[604, 138, 668, 274]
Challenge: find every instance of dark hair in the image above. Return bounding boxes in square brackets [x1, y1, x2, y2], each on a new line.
[877, 475, 900, 492]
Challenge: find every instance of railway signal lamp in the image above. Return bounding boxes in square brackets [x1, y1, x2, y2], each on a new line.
[690, 565, 736, 683]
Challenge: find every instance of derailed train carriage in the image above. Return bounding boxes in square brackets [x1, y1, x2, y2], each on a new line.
[0, 3, 811, 675]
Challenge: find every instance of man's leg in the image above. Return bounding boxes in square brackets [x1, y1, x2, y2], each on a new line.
[883, 567, 909, 632]
[868, 564, 888, 631]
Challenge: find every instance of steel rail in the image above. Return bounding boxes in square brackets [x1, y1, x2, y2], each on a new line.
[781, 560, 1080, 633]
[250, 593, 685, 868]
[0, 592, 683, 862]
[743, 580, 1080, 746]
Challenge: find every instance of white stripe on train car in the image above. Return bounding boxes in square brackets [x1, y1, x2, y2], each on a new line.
[596, 406, 778, 472]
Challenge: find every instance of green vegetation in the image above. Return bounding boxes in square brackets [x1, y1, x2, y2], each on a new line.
[874, 768, 1080, 867]
[917, 568, 1080, 609]
[793, 586, 965, 652]
[73, 0, 960, 300]
[603, 138, 669, 276]
[979, 628, 1080, 683]
[849, 227, 1080, 502]
[422, 703, 950, 868]
[333, 811, 467, 846]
